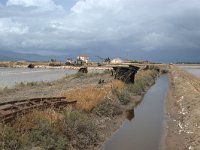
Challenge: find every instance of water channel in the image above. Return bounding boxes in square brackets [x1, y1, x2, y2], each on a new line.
[102, 75, 169, 150]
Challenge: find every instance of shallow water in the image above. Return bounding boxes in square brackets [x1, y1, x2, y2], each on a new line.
[180, 66, 200, 78]
[0, 68, 76, 88]
[102, 75, 169, 150]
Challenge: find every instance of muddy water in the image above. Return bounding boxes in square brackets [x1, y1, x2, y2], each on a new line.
[102, 75, 169, 150]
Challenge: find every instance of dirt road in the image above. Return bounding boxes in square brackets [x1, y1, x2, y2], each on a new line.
[165, 66, 200, 150]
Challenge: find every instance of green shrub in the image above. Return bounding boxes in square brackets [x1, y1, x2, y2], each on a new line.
[29, 118, 67, 149]
[127, 82, 143, 95]
[0, 126, 30, 150]
[26, 82, 38, 86]
[49, 63, 61, 66]
[112, 88, 131, 105]
[94, 99, 122, 117]
[63, 110, 98, 149]
[127, 70, 157, 95]
[103, 69, 111, 74]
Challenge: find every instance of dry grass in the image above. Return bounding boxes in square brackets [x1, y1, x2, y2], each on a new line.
[135, 70, 156, 81]
[62, 86, 109, 111]
[61, 72, 157, 111]
[109, 79, 125, 89]
[61, 80, 125, 111]
[13, 109, 63, 131]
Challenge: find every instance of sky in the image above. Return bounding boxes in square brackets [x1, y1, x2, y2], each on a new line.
[0, 0, 200, 62]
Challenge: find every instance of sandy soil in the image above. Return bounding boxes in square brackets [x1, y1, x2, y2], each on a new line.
[165, 65, 200, 150]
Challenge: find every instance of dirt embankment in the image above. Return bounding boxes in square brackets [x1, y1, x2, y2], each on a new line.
[165, 66, 200, 150]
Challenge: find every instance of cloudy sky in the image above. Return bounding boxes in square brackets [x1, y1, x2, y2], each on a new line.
[0, 0, 200, 62]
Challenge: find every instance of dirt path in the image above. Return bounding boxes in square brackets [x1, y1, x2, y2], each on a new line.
[165, 66, 200, 150]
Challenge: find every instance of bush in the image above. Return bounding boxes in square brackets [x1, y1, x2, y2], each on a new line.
[62, 110, 98, 149]
[49, 62, 61, 66]
[0, 110, 99, 150]
[0, 125, 30, 150]
[145, 65, 160, 72]
[127, 80, 145, 95]
[62, 86, 108, 111]
[29, 119, 67, 150]
[112, 88, 131, 105]
[127, 70, 158, 95]
[103, 69, 111, 74]
[94, 99, 122, 117]
[26, 82, 38, 86]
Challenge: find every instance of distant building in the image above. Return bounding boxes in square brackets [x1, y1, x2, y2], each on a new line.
[77, 55, 89, 63]
[111, 58, 124, 64]
[66, 58, 73, 65]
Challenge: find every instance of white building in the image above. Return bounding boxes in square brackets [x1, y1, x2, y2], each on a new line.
[111, 58, 124, 64]
[66, 58, 73, 64]
[77, 55, 89, 63]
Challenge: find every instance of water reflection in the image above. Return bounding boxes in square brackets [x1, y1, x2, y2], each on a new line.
[126, 108, 135, 121]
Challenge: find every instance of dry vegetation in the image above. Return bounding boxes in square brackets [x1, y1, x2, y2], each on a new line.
[61, 80, 124, 111]
[62, 86, 110, 111]
[0, 109, 98, 150]
[0, 61, 51, 68]
[0, 67, 160, 150]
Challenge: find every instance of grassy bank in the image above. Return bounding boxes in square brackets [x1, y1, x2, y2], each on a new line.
[0, 68, 159, 150]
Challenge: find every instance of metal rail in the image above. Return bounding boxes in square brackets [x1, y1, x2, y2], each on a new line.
[0, 97, 77, 123]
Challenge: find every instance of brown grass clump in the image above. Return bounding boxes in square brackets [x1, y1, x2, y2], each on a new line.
[62, 86, 109, 111]
[61, 80, 125, 112]
[110, 80, 125, 89]
[13, 109, 63, 131]
[135, 70, 156, 81]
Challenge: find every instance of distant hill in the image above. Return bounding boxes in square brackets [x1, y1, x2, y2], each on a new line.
[0, 50, 66, 62]
[0, 55, 20, 61]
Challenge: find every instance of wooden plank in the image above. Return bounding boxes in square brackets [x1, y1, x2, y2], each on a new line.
[0, 97, 67, 106]
[0, 97, 77, 123]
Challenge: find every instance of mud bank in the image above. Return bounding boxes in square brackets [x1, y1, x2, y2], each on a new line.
[165, 66, 200, 150]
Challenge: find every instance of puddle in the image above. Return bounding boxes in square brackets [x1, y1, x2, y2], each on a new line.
[102, 75, 169, 150]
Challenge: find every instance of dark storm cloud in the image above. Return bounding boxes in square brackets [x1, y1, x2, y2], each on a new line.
[0, 0, 200, 61]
